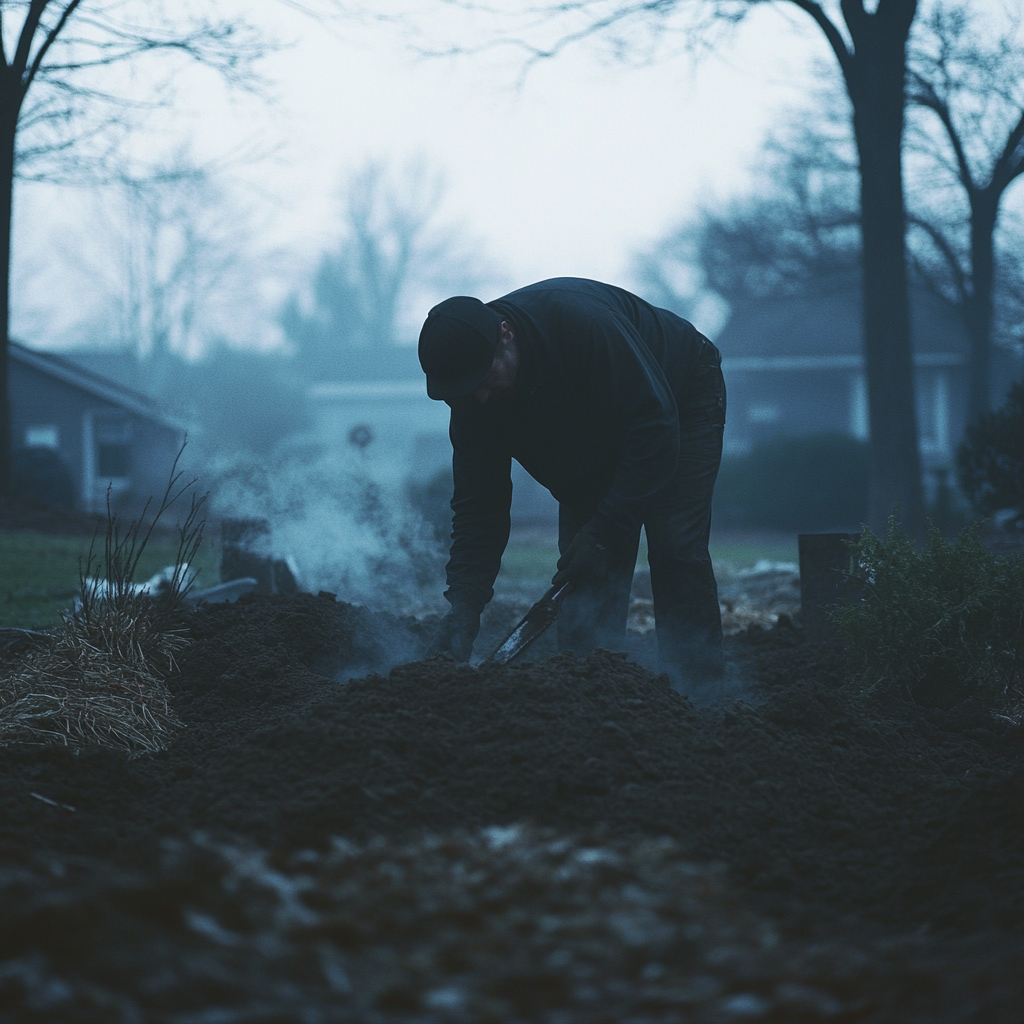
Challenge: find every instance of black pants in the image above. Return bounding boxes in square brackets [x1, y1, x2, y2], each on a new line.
[557, 350, 726, 692]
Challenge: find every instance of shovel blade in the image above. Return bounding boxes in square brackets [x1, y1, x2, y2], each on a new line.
[487, 583, 570, 665]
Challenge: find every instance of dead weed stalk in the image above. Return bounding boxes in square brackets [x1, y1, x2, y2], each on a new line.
[0, 445, 205, 756]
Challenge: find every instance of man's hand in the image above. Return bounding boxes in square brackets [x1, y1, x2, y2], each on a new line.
[425, 601, 481, 661]
[552, 517, 614, 589]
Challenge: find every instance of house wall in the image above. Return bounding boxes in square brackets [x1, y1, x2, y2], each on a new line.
[310, 382, 559, 527]
[310, 381, 451, 483]
[721, 357, 969, 472]
[121, 416, 189, 510]
[11, 359, 184, 511]
[722, 367, 856, 455]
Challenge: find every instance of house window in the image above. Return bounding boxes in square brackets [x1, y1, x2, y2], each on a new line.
[94, 415, 132, 479]
[25, 425, 59, 449]
[98, 442, 131, 477]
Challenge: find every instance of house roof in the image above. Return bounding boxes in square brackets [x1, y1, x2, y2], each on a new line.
[714, 284, 970, 360]
[10, 341, 187, 431]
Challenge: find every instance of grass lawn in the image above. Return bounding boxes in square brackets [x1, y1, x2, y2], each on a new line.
[497, 538, 560, 584]
[3, 525, 800, 630]
[1, 530, 222, 630]
[497, 526, 800, 594]
[709, 530, 799, 568]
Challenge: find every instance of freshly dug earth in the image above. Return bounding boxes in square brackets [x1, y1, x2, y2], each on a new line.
[2, 592, 1023, 1022]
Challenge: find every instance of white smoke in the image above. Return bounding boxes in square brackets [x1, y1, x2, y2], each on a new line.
[207, 445, 448, 617]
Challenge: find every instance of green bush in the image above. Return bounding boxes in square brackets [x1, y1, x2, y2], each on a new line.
[714, 432, 870, 532]
[831, 517, 1024, 709]
[957, 378, 1024, 522]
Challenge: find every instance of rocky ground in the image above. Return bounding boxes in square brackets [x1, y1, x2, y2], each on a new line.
[1, 589, 1023, 1022]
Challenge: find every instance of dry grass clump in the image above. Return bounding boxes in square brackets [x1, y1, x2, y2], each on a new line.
[0, 598, 188, 756]
[0, 449, 204, 757]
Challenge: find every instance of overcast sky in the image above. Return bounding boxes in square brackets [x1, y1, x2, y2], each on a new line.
[14, 0, 833, 351]
[254, 3, 828, 274]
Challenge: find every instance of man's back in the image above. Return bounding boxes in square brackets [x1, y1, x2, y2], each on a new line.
[489, 278, 706, 398]
[446, 277, 712, 512]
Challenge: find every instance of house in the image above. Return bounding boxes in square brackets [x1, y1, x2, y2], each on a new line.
[714, 283, 1023, 473]
[307, 344, 559, 526]
[10, 341, 187, 512]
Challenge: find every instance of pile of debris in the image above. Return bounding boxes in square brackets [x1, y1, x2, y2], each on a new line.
[627, 562, 801, 635]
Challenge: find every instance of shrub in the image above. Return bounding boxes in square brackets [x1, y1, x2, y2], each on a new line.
[831, 517, 1024, 709]
[957, 378, 1024, 522]
[714, 432, 870, 532]
[10, 447, 75, 508]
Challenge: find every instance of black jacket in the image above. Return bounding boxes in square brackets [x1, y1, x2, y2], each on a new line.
[444, 278, 710, 610]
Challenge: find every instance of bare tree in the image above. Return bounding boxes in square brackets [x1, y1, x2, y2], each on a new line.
[0, 1, 268, 494]
[633, 134, 858, 342]
[102, 156, 264, 364]
[425, 0, 926, 534]
[907, 2, 1024, 420]
[639, 75, 1024, 417]
[635, 99, 861, 315]
[644, 47, 1024, 402]
[282, 156, 497, 377]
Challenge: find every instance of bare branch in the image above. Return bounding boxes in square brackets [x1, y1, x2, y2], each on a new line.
[11, 1, 50, 84]
[0, 2, 274, 186]
[991, 107, 1024, 197]
[787, 0, 852, 78]
[907, 70, 977, 194]
[24, 0, 84, 94]
[403, 0, 749, 90]
[906, 214, 967, 300]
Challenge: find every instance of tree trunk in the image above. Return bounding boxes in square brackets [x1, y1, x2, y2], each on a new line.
[845, 4, 927, 538]
[965, 196, 997, 421]
[0, 113, 14, 496]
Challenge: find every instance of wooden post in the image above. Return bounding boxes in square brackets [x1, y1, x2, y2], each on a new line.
[799, 533, 861, 644]
[221, 518, 273, 594]
[221, 518, 298, 596]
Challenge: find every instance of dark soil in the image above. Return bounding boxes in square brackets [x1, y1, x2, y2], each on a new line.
[2, 592, 1023, 1022]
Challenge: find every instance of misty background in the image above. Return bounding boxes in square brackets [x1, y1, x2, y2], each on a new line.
[8, 0, 1024, 611]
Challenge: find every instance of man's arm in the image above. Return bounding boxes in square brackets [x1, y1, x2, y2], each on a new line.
[443, 402, 513, 614]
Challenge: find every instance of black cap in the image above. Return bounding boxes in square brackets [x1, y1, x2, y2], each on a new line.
[418, 296, 502, 400]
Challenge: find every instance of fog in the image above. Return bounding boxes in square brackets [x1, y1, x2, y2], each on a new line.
[209, 445, 447, 617]
[11, 1, 819, 356]
[8, 0, 1024, 644]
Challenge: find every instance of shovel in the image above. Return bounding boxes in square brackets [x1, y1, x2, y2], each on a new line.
[486, 582, 572, 665]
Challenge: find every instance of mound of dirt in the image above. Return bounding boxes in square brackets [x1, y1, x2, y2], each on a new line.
[2, 592, 1023, 1021]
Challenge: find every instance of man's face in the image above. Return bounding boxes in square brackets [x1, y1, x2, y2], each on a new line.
[473, 321, 519, 404]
